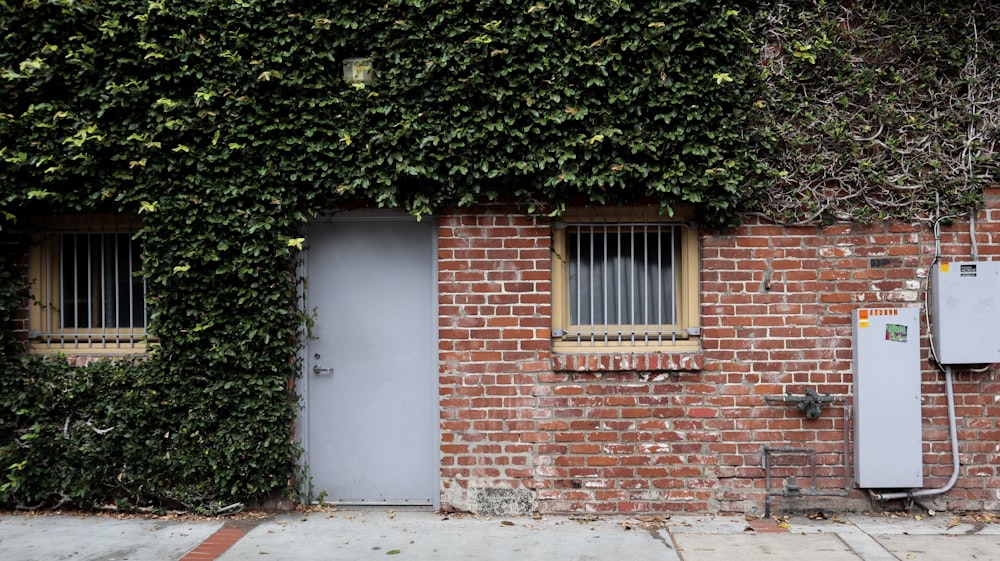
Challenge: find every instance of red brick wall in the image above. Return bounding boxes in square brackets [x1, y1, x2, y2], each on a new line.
[12, 195, 1000, 514]
[438, 191, 1000, 515]
[437, 211, 554, 510]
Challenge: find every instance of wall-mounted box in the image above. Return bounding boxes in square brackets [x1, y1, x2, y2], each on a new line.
[931, 261, 1000, 365]
[853, 307, 923, 488]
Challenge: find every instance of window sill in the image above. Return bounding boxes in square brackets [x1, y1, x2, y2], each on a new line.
[29, 347, 149, 356]
[552, 351, 703, 373]
[28, 337, 151, 356]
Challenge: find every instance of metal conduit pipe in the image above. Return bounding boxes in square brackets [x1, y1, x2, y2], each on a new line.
[761, 394, 852, 492]
[762, 402, 854, 517]
[871, 365, 961, 503]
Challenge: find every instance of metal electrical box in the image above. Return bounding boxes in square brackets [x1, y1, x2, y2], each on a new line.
[931, 261, 1000, 365]
[853, 307, 923, 488]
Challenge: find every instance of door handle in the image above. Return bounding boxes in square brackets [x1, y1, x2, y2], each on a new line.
[313, 364, 334, 376]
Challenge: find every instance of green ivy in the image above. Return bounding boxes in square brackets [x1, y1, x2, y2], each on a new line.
[0, 0, 751, 509]
[0, 354, 297, 511]
[0, 0, 752, 225]
[2, 0, 994, 510]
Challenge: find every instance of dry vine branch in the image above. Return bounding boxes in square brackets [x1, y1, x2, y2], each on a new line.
[744, 0, 999, 225]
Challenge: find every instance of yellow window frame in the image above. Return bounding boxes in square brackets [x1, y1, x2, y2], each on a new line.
[28, 214, 149, 355]
[551, 206, 700, 352]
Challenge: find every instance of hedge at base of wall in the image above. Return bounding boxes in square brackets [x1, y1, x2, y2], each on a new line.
[0, 354, 300, 513]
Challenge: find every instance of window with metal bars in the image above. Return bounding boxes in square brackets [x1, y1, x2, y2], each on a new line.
[28, 215, 148, 354]
[552, 207, 699, 351]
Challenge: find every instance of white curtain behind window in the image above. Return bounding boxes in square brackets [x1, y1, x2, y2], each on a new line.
[568, 225, 676, 338]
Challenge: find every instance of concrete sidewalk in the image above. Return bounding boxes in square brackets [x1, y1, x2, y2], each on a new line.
[2, 508, 1000, 561]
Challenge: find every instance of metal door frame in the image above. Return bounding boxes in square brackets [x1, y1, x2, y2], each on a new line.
[296, 211, 440, 508]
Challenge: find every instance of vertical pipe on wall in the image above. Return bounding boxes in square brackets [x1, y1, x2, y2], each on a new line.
[872, 366, 961, 502]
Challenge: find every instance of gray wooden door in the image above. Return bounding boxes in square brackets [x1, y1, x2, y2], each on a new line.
[303, 214, 438, 505]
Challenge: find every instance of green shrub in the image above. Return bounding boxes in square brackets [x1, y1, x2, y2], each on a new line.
[0, 354, 298, 511]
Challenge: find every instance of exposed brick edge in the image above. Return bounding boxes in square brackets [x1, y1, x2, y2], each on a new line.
[747, 518, 790, 533]
[552, 352, 704, 372]
[179, 525, 250, 561]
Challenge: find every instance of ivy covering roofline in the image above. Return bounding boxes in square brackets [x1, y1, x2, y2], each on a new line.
[0, 0, 997, 511]
[1, 0, 752, 230]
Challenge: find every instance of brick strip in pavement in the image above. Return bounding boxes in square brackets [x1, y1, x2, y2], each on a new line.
[179, 524, 250, 561]
[747, 518, 791, 533]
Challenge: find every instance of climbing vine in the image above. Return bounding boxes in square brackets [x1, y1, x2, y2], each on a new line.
[744, 1, 1000, 224]
[0, 0, 996, 510]
[0, 0, 750, 510]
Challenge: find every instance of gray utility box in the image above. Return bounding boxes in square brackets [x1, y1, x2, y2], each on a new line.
[931, 261, 1000, 365]
[853, 307, 923, 488]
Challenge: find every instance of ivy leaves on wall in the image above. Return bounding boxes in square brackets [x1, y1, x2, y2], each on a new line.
[0, 0, 751, 226]
[332, 0, 751, 225]
[2, 0, 996, 509]
[0, 0, 751, 509]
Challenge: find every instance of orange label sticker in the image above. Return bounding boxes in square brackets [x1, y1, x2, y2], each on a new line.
[869, 309, 898, 316]
[941, 263, 950, 273]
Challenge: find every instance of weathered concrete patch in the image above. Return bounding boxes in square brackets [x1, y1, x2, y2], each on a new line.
[0, 514, 221, 561]
[672, 534, 858, 561]
[874, 534, 1000, 561]
[468, 487, 535, 516]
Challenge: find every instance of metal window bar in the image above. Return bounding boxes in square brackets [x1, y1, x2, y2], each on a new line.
[629, 209, 636, 344]
[597, 208, 604, 345]
[42, 231, 54, 346]
[106, 234, 114, 329]
[566, 212, 680, 346]
[616, 216, 623, 345]
[36, 223, 146, 349]
[640, 208, 649, 343]
[646, 210, 660, 343]
[671, 220, 678, 343]
[587, 213, 595, 344]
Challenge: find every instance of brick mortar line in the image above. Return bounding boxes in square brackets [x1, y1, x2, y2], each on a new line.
[178, 523, 255, 561]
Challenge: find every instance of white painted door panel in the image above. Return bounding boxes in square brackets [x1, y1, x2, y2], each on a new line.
[304, 215, 438, 504]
